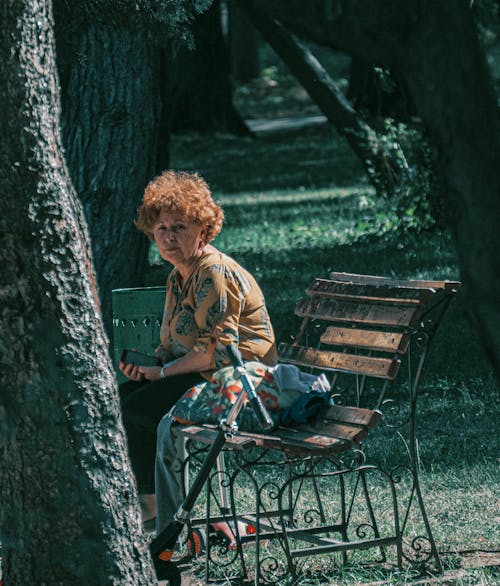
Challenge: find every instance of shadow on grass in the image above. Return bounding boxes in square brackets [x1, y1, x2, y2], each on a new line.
[170, 125, 368, 194]
[218, 189, 372, 230]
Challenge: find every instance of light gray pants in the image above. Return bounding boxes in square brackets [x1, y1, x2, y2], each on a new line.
[155, 413, 185, 534]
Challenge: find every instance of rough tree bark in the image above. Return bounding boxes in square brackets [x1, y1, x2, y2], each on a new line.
[61, 22, 161, 336]
[262, 0, 500, 383]
[0, 1, 156, 583]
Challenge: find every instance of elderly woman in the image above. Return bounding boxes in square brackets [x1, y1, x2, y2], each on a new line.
[119, 170, 277, 526]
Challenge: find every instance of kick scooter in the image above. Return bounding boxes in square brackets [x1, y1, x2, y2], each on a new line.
[149, 344, 274, 584]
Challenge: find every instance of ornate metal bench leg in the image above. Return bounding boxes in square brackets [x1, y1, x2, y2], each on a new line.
[408, 471, 443, 573]
[405, 374, 443, 573]
[308, 458, 327, 525]
[359, 470, 386, 562]
[419, 488, 442, 573]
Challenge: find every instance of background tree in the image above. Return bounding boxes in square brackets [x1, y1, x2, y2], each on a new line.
[0, 0, 157, 582]
[164, 0, 249, 134]
[259, 0, 500, 382]
[55, 0, 214, 336]
[236, 1, 403, 194]
[235, 0, 440, 229]
[227, 0, 260, 83]
[58, 12, 161, 336]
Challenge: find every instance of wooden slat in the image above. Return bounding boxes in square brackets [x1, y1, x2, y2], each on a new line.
[320, 326, 410, 354]
[231, 406, 380, 455]
[265, 431, 350, 455]
[276, 423, 365, 447]
[180, 425, 257, 449]
[278, 343, 401, 380]
[181, 406, 382, 457]
[180, 426, 362, 457]
[329, 271, 461, 293]
[237, 425, 366, 456]
[181, 425, 307, 455]
[307, 278, 434, 306]
[295, 297, 422, 328]
[245, 430, 346, 455]
[321, 405, 381, 429]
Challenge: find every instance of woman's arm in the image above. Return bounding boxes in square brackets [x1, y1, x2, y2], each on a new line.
[138, 349, 213, 381]
[140, 262, 243, 382]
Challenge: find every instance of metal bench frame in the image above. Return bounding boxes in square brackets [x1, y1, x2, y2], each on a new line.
[178, 272, 460, 584]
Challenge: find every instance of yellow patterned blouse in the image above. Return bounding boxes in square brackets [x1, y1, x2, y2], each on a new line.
[159, 250, 278, 377]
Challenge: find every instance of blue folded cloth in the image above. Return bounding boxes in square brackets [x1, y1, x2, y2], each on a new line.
[279, 390, 330, 426]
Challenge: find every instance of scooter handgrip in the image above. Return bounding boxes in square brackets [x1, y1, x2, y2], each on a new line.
[249, 394, 274, 431]
[226, 343, 244, 367]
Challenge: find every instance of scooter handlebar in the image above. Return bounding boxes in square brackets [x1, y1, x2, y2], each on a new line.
[248, 395, 274, 431]
[226, 344, 274, 431]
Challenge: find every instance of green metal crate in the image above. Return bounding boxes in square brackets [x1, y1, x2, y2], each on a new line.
[112, 286, 166, 382]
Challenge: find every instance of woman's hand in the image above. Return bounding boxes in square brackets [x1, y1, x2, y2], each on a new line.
[119, 360, 144, 382]
[138, 365, 162, 381]
[118, 359, 162, 382]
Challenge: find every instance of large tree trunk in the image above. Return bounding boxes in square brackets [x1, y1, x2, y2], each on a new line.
[62, 23, 161, 336]
[0, 1, 155, 583]
[399, 3, 500, 381]
[166, 0, 249, 134]
[262, 0, 500, 383]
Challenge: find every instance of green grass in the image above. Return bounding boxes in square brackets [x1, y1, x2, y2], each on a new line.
[149, 127, 499, 584]
[182, 456, 499, 585]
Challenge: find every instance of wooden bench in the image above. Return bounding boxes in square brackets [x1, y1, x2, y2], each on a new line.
[180, 272, 460, 584]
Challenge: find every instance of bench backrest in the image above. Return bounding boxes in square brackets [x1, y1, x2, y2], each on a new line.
[278, 272, 460, 409]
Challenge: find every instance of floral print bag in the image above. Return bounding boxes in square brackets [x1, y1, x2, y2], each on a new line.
[171, 361, 282, 432]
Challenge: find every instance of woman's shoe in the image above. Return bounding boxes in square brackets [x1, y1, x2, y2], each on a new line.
[186, 520, 258, 557]
[209, 520, 255, 551]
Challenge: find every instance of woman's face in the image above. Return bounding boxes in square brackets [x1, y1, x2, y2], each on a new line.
[152, 210, 206, 267]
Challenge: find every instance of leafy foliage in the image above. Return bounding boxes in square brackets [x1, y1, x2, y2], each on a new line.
[60, 0, 214, 44]
[362, 118, 444, 235]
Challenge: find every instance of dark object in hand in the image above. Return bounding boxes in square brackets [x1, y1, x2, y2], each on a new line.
[120, 349, 162, 367]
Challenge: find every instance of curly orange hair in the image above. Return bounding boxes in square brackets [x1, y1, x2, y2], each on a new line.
[135, 170, 224, 243]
